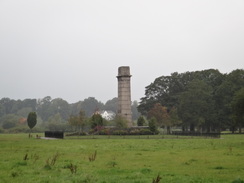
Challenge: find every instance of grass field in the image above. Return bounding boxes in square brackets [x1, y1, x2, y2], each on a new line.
[0, 134, 243, 183]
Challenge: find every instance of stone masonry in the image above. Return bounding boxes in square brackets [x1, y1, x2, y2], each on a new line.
[117, 66, 132, 127]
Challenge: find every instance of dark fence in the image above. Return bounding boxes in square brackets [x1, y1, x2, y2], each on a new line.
[45, 131, 64, 139]
[172, 131, 221, 138]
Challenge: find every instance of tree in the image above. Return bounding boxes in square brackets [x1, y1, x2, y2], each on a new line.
[138, 72, 194, 115]
[178, 79, 214, 132]
[80, 97, 104, 117]
[148, 103, 170, 128]
[17, 107, 32, 117]
[37, 96, 52, 121]
[148, 117, 158, 134]
[1, 114, 19, 129]
[68, 110, 86, 134]
[214, 69, 244, 131]
[27, 112, 37, 130]
[137, 116, 145, 126]
[231, 88, 244, 133]
[0, 103, 5, 118]
[0, 98, 15, 114]
[104, 97, 118, 113]
[168, 107, 181, 126]
[90, 113, 104, 129]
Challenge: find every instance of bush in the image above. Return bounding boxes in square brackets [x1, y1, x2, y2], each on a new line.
[139, 129, 153, 135]
[129, 129, 140, 135]
[112, 130, 128, 135]
[98, 129, 110, 135]
[8, 126, 29, 133]
[7, 126, 43, 133]
[137, 116, 145, 126]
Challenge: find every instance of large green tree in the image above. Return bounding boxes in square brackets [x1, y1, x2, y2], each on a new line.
[138, 69, 244, 132]
[178, 79, 214, 132]
[231, 88, 244, 133]
[214, 69, 244, 130]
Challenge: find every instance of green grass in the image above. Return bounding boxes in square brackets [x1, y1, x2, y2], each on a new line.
[0, 134, 243, 183]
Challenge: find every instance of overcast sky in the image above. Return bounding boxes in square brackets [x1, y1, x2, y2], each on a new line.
[0, 0, 243, 103]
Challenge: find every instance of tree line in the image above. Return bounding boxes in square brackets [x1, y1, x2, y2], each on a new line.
[138, 69, 244, 133]
[0, 96, 140, 132]
[1, 69, 243, 134]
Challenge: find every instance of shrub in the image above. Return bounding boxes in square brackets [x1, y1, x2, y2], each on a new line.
[112, 130, 128, 135]
[137, 116, 146, 126]
[139, 129, 153, 135]
[149, 117, 158, 134]
[98, 129, 110, 135]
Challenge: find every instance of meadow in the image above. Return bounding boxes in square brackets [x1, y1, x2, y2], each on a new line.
[0, 134, 243, 183]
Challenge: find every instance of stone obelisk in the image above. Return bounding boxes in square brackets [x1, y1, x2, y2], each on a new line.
[117, 66, 132, 127]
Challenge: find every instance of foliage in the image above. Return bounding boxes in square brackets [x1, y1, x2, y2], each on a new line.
[0, 96, 140, 132]
[138, 69, 244, 132]
[68, 110, 86, 134]
[104, 97, 118, 113]
[114, 115, 128, 128]
[149, 117, 158, 134]
[168, 107, 181, 126]
[27, 112, 37, 130]
[97, 128, 153, 135]
[112, 129, 128, 135]
[1, 114, 18, 129]
[148, 103, 170, 127]
[178, 79, 214, 132]
[90, 113, 104, 129]
[137, 116, 146, 126]
[2, 121, 16, 129]
[79, 97, 104, 117]
[231, 88, 244, 133]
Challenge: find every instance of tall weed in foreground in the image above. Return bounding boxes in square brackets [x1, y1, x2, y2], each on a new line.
[44, 152, 59, 170]
[89, 150, 97, 162]
[152, 174, 161, 183]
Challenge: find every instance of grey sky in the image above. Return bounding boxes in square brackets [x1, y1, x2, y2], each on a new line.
[0, 0, 243, 103]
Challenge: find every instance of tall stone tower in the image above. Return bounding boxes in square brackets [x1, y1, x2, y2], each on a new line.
[117, 66, 132, 127]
